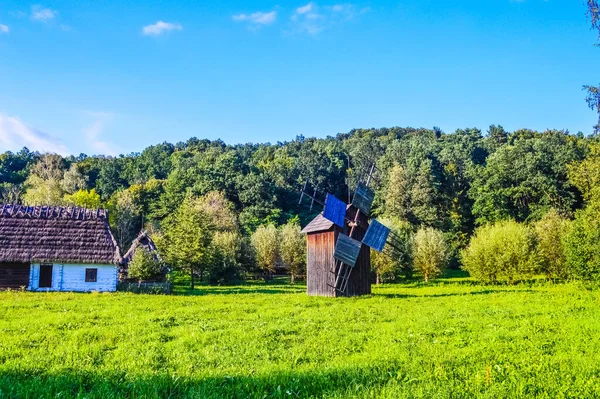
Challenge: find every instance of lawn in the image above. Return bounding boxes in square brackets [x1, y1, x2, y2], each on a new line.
[1, 278, 599, 398]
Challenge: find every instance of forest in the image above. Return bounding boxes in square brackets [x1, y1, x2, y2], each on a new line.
[2, 124, 600, 286]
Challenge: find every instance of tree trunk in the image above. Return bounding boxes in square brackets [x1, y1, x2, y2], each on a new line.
[190, 269, 195, 290]
[376, 272, 381, 286]
[290, 273, 295, 284]
[424, 272, 429, 283]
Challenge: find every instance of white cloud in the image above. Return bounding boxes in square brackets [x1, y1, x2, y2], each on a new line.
[296, 3, 315, 15]
[83, 111, 120, 156]
[290, 3, 324, 34]
[289, 2, 365, 35]
[142, 21, 183, 36]
[0, 24, 8, 33]
[31, 5, 58, 22]
[0, 114, 69, 155]
[232, 10, 277, 25]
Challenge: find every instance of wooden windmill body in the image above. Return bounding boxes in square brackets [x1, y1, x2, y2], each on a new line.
[302, 207, 371, 297]
[299, 164, 397, 298]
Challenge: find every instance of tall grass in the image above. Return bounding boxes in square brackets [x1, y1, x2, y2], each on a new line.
[1, 279, 599, 398]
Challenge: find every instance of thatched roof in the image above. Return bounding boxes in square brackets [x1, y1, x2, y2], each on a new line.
[0, 204, 121, 265]
[122, 231, 159, 265]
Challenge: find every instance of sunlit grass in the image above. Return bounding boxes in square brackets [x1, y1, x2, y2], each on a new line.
[1, 277, 599, 398]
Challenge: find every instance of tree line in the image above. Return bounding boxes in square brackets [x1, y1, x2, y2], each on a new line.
[1, 124, 600, 285]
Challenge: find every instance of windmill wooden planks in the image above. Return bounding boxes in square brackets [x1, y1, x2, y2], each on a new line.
[333, 234, 362, 267]
[323, 194, 346, 228]
[352, 182, 375, 216]
[362, 219, 390, 252]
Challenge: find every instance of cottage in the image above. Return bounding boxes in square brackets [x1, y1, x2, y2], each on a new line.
[301, 207, 371, 297]
[0, 205, 121, 292]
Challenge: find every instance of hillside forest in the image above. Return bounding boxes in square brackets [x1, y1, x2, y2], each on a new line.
[3, 124, 600, 286]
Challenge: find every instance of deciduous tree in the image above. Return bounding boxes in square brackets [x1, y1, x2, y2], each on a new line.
[279, 218, 305, 284]
[251, 224, 279, 277]
[412, 227, 448, 282]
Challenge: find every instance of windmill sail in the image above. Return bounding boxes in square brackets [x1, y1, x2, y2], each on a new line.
[362, 219, 391, 252]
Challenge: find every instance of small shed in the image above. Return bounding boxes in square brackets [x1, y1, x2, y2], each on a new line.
[120, 230, 165, 281]
[301, 207, 371, 297]
[0, 205, 121, 292]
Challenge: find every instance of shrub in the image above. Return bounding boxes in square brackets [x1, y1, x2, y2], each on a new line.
[533, 209, 571, 279]
[412, 227, 448, 282]
[128, 248, 162, 281]
[462, 220, 537, 283]
[564, 200, 600, 280]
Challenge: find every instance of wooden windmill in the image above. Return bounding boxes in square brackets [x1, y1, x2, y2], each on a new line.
[299, 164, 403, 297]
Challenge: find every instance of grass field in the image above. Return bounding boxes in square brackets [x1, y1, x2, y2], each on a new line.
[1, 277, 600, 398]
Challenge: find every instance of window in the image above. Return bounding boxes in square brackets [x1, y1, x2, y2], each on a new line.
[85, 268, 97, 283]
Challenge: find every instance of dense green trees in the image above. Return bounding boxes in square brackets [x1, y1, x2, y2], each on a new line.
[3, 121, 600, 285]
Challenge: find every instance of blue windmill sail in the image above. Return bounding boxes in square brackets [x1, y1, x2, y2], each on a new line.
[323, 193, 346, 228]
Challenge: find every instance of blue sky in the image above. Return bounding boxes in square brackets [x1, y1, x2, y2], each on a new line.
[0, 0, 598, 156]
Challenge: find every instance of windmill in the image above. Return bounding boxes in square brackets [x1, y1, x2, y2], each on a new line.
[299, 163, 404, 297]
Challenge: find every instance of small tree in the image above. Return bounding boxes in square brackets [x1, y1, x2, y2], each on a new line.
[279, 219, 306, 284]
[462, 220, 537, 284]
[209, 231, 245, 284]
[159, 196, 213, 289]
[370, 217, 413, 284]
[412, 227, 448, 282]
[22, 154, 65, 205]
[109, 189, 141, 252]
[128, 247, 162, 281]
[533, 209, 571, 280]
[62, 163, 87, 194]
[251, 224, 279, 278]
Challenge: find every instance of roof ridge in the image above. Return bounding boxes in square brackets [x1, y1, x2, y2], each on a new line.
[0, 204, 108, 220]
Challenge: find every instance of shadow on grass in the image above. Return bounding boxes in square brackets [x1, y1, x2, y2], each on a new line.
[0, 363, 400, 399]
[374, 288, 538, 299]
[174, 286, 307, 296]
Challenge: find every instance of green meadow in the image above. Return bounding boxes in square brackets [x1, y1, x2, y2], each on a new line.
[1, 278, 599, 398]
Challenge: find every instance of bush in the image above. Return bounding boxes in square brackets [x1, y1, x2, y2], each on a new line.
[564, 200, 600, 280]
[412, 227, 448, 282]
[462, 220, 537, 283]
[128, 248, 163, 281]
[533, 209, 571, 279]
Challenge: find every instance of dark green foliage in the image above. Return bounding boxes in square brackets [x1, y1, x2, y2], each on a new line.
[470, 130, 584, 225]
[564, 199, 600, 280]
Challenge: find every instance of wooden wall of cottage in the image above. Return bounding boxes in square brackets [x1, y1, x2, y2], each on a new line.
[29, 264, 118, 292]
